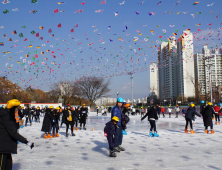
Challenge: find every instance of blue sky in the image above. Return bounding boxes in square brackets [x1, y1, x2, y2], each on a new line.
[0, 0, 222, 100]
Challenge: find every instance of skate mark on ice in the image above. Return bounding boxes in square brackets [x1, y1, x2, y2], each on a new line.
[205, 151, 212, 155]
[49, 156, 56, 158]
[45, 161, 53, 165]
[19, 149, 24, 151]
[156, 159, 163, 162]
[53, 143, 57, 146]
[207, 165, 222, 170]
[64, 145, 69, 147]
[92, 141, 109, 157]
[181, 156, 191, 160]
[173, 145, 179, 147]
[82, 153, 88, 156]
[133, 163, 140, 166]
[13, 163, 21, 170]
[82, 157, 88, 160]
[107, 168, 116, 170]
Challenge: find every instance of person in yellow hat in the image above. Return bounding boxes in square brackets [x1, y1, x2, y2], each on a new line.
[63, 104, 76, 137]
[79, 104, 88, 130]
[0, 99, 34, 170]
[202, 102, 216, 134]
[41, 106, 54, 139]
[104, 116, 119, 157]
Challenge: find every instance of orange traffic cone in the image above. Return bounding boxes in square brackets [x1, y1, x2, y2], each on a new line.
[92, 127, 94, 131]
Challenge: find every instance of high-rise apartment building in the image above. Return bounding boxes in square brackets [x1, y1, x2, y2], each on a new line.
[150, 62, 159, 97]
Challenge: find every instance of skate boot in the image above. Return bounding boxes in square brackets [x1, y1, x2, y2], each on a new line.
[75, 127, 79, 130]
[211, 130, 215, 134]
[122, 130, 127, 135]
[80, 127, 82, 130]
[153, 132, 159, 137]
[149, 132, 154, 137]
[73, 128, 75, 131]
[109, 150, 117, 157]
[184, 129, 189, 133]
[219, 122, 221, 125]
[66, 133, 69, 137]
[118, 145, 125, 151]
[52, 133, 55, 138]
[83, 126, 86, 130]
[72, 132, 76, 136]
[56, 133, 59, 137]
[44, 134, 48, 139]
[193, 122, 195, 125]
[191, 130, 195, 134]
[205, 129, 209, 134]
[48, 134, 52, 138]
[215, 122, 218, 125]
[113, 147, 120, 152]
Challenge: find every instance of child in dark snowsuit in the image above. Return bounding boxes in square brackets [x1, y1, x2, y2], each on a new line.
[104, 116, 119, 157]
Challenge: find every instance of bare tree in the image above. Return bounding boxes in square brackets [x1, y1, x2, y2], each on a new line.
[74, 76, 111, 106]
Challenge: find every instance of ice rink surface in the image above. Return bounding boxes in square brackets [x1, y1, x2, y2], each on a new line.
[13, 112, 222, 170]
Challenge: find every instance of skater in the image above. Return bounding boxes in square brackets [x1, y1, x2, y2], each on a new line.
[168, 106, 172, 118]
[175, 105, 180, 118]
[0, 99, 34, 170]
[182, 107, 186, 117]
[131, 107, 136, 116]
[111, 97, 125, 152]
[156, 104, 161, 118]
[213, 104, 220, 124]
[160, 106, 165, 118]
[184, 104, 201, 134]
[41, 106, 54, 139]
[104, 107, 107, 116]
[24, 106, 32, 126]
[141, 106, 159, 137]
[202, 102, 216, 134]
[31, 106, 36, 122]
[141, 107, 145, 117]
[79, 104, 88, 130]
[96, 106, 99, 116]
[104, 116, 120, 157]
[121, 111, 130, 135]
[51, 107, 60, 137]
[74, 107, 80, 130]
[122, 103, 130, 116]
[60, 106, 67, 128]
[64, 104, 76, 137]
[36, 107, 41, 123]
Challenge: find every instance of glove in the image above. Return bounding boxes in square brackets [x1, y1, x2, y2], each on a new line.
[104, 132, 107, 137]
[27, 141, 34, 149]
[201, 116, 203, 119]
[52, 119, 55, 122]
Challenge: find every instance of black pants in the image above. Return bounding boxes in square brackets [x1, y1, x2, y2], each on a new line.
[176, 112, 179, 118]
[0, 153, 12, 170]
[162, 112, 165, 117]
[80, 123, 86, 127]
[66, 122, 74, 134]
[149, 120, 156, 132]
[74, 120, 78, 127]
[25, 117, 31, 126]
[185, 118, 193, 130]
[107, 135, 114, 150]
[169, 113, 171, 118]
[215, 114, 220, 122]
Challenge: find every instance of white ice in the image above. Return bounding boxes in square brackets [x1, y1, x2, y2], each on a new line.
[13, 112, 222, 170]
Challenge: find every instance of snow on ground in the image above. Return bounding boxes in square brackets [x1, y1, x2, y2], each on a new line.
[13, 112, 222, 170]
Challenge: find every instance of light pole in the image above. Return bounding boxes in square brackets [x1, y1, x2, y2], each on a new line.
[115, 91, 119, 99]
[129, 73, 134, 107]
[204, 56, 213, 103]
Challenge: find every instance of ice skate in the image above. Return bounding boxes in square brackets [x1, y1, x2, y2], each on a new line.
[44, 134, 48, 139]
[153, 132, 159, 137]
[149, 132, 154, 137]
[211, 130, 215, 134]
[219, 122, 221, 125]
[184, 129, 189, 133]
[215, 122, 218, 125]
[72, 132, 75, 136]
[56, 133, 59, 137]
[75, 127, 79, 130]
[191, 130, 195, 134]
[109, 150, 117, 157]
[52, 133, 55, 138]
[122, 130, 127, 135]
[80, 127, 82, 130]
[66, 133, 69, 137]
[73, 128, 75, 131]
[205, 130, 209, 134]
[83, 126, 86, 130]
[113, 147, 120, 152]
[48, 134, 52, 138]
[118, 145, 125, 151]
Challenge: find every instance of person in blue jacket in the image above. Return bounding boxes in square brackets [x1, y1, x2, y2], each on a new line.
[104, 116, 119, 157]
[111, 97, 124, 152]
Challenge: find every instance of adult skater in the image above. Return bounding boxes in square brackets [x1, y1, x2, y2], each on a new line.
[0, 99, 34, 170]
[184, 104, 201, 134]
[202, 102, 216, 134]
[41, 106, 54, 139]
[156, 104, 161, 118]
[51, 107, 61, 137]
[104, 116, 120, 157]
[24, 106, 32, 126]
[79, 104, 88, 130]
[122, 103, 130, 116]
[160, 106, 165, 118]
[141, 106, 159, 137]
[96, 106, 99, 116]
[36, 107, 41, 123]
[213, 104, 220, 124]
[64, 104, 76, 137]
[168, 106, 172, 118]
[74, 107, 81, 130]
[175, 105, 180, 118]
[111, 97, 125, 152]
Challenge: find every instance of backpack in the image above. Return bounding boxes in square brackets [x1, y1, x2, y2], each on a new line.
[121, 114, 130, 130]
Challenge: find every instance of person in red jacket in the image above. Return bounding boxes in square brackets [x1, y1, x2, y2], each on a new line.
[213, 104, 220, 124]
[160, 106, 165, 118]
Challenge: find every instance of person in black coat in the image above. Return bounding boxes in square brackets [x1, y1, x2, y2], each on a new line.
[63, 105, 76, 137]
[202, 102, 216, 134]
[41, 107, 54, 139]
[0, 99, 34, 170]
[141, 106, 159, 137]
[36, 107, 41, 123]
[184, 104, 201, 134]
[104, 116, 119, 157]
[79, 104, 88, 130]
[74, 107, 81, 130]
[51, 107, 61, 137]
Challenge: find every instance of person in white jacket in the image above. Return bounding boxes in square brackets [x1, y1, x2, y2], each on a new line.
[175, 105, 180, 118]
[168, 106, 172, 118]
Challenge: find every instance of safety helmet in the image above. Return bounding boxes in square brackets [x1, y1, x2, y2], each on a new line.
[82, 104, 85, 106]
[7, 99, 21, 109]
[49, 106, 54, 109]
[141, 107, 143, 109]
[67, 104, 71, 107]
[169, 106, 171, 107]
[161, 106, 163, 108]
[112, 116, 119, 122]
[21, 106, 24, 108]
[125, 103, 130, 107]
[123, 102, 126, 105]
[176, 105, 178, 107]
[190, 104, 195, 107]
[3, 106, 5, 109]
[55, 107, 60, 110]
[37, 107, 40, 109]
[117, 97, 124, 103]
[208, 102, 212, 106]
[45, 105, 48, 108]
